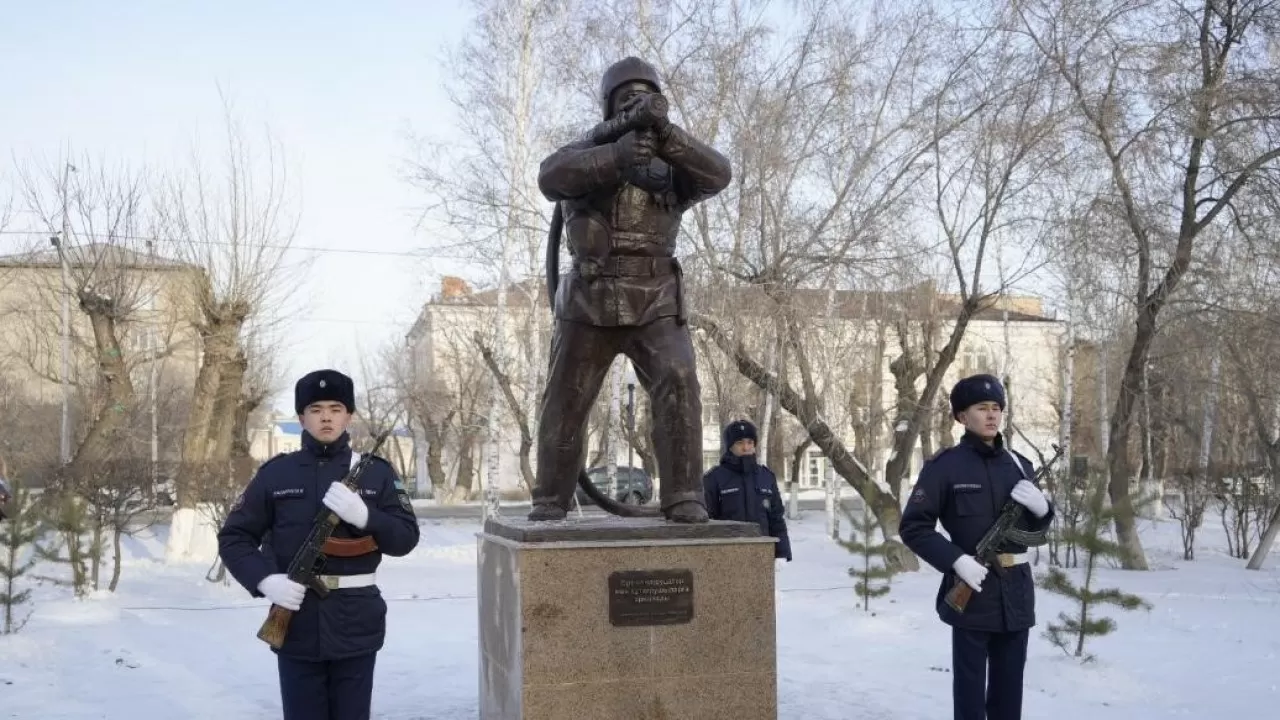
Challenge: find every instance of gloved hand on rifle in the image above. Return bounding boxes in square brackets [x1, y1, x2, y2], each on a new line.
[952, 555, 989, 592]
[258, 574, 306, 611]
[323, 482, 369, 529]
[1010, 480, 1050, 518]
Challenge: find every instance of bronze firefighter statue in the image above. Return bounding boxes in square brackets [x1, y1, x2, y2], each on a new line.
[530, 56, 732, 523]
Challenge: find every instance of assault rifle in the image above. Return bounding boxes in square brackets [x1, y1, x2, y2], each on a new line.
[944, 443, 1063, 614]
[256, 430, 392, 649]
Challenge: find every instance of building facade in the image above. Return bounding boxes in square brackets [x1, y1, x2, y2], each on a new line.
[403, 277, 1066, 501]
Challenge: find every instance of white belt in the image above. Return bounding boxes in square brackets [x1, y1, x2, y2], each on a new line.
[318, 572, 376, 590]
[997, 553, 1027, 567]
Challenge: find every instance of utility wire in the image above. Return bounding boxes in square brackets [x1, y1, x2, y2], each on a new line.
[0, 228, 456, 259]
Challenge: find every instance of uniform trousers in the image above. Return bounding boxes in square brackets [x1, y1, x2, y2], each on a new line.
[952, 626, 1029, 720]
[278, 652, 377, 720]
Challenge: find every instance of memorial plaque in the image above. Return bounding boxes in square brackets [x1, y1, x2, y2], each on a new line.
[608, 569, 694, 627]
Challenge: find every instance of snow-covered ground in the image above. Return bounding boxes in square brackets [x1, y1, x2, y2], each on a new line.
[1, 511, 1277, 719]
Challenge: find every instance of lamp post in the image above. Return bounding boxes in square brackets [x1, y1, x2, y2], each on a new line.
[51, 233, 71, 466]
[623, 363, 637, 470]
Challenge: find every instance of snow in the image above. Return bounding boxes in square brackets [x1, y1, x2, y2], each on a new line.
[2, 513, 1278, 719]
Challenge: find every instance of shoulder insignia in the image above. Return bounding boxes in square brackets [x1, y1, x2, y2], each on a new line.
[909, 485, 927, 504]
[395, 484, 414, 513]
[257, 452, 290, 471]
[923, 446, 953, 466]
[231, 492, 245, 511]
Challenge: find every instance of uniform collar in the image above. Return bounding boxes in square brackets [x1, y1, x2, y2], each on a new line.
[960, 429, 1004, 458]
[720, 449, 758, 475]
[301, 429, 351, 459]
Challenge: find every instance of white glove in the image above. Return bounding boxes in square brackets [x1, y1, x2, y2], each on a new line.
[952, 555, 988, 592]
[323, 482, 369, 529]
[258, 574, 305, 611]
[1010, 479, 1050, 518]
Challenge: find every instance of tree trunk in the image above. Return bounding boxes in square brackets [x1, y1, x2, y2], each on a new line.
[176, 313, 242, 508]
[455, 430, 478, 496]
[883, 296, 985, 504]
[475, 334, 536, 489]
[108, 526, 123, 592]
[1106, 310, 1155, 570]
[89, 522, 102, 591]
[69, 293, 137, 474]
[691, 313, 917, 570]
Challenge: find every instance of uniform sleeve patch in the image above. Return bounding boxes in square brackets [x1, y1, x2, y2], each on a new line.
[231, 492, 245, 511]
[910, 486, 926, 503]
[397, 491, 414, 513]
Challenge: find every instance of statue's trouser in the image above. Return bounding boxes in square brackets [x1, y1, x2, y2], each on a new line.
[532, 316, 705, 512]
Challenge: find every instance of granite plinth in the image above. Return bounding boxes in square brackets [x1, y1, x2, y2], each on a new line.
[477, 514, 778, 720]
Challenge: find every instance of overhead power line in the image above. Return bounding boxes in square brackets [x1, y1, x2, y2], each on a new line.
[0, 229, 447, 259]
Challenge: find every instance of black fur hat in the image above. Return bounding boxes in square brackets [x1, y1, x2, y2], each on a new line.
[295, 369, 356, 415]
[723, 419, 758, 450]
[949, 373, 1005, 417]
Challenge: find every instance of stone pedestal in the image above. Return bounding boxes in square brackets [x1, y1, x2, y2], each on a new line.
[477, 515, 778, 720]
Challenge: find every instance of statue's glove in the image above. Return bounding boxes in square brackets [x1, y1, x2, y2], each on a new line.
[614, 130, 657, 170]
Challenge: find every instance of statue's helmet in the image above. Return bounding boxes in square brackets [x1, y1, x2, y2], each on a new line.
[599, 56, 662, 117]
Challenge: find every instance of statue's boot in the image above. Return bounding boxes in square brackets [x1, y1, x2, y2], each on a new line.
[663, 500, 709, 523]
[528, 502, 567, 521]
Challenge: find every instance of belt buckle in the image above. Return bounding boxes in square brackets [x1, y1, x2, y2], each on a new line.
[997, 553, 1015, 567]
[322, 575, 340, 590]
[578, 258, 601, 280]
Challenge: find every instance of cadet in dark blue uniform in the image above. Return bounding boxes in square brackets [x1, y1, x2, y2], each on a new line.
[900, 374, 1054, 720]
[217, 369, 420, 720]
[702, 419, 792, 561]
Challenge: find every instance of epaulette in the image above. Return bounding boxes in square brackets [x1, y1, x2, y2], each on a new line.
[925, 445, 956, 464]
[257, 452, 290, 471]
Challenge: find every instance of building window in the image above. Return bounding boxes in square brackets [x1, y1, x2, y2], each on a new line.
[807, 450, 824, 488]
[702, 401, 720, 426]
[962, 346, 991, 374]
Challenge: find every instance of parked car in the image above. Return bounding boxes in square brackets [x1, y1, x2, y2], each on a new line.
[574, 465, 653, 506]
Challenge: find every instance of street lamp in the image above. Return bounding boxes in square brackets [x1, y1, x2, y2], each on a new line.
[623, 362, 638, 470]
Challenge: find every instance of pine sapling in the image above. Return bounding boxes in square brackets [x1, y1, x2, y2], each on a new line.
[836, 503, 898, 613]
[1, 478, 41, 634]
[1039, 477, 1151, 661]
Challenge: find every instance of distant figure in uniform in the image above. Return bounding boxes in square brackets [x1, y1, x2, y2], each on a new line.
[702, 419, 792, 562]
[218, 369, 420, 720]
[899, 374, 1054, 720]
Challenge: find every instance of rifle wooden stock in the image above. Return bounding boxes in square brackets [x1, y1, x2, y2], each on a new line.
[945, 577, 975, 613]
[257, 603, 294, 649]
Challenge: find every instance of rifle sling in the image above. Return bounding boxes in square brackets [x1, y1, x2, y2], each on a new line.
[322, 536, 378, 557]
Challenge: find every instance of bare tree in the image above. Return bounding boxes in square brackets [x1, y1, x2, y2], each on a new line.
[352, 342, 412, 479]
[15, 155, 161, 593]
[650, 2, 1062, 567]
[1014, 0, 1280, 570]
[155, 97, 300, 561]
[17, 157, 152, 477]
[200, 333, 278, 583]
[411, 0, 585, 511]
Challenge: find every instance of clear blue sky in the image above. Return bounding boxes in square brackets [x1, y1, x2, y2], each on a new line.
[0, 0, 473, 414]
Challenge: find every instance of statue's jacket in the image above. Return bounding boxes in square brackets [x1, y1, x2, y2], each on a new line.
[537, 124, 732, 327]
